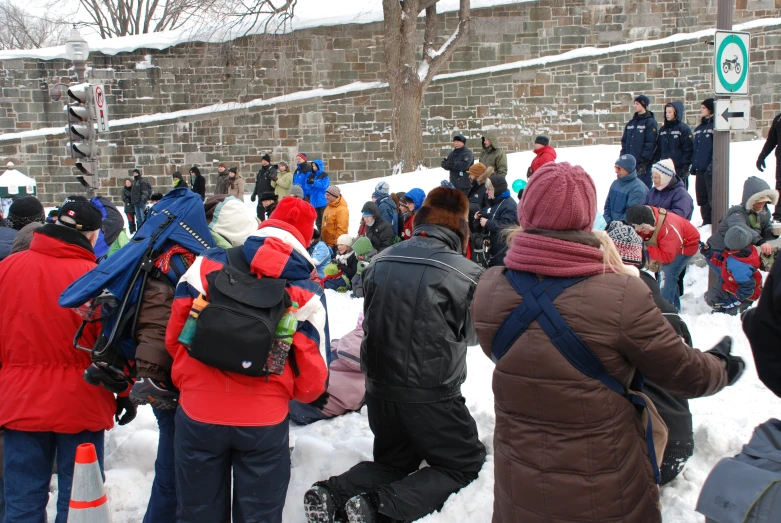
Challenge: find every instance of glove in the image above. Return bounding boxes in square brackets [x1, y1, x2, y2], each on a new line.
[115, 396, 137, 426]
[699, 241, 711, 257]
[306, 175, 315, 185]
[637, 162, 648, 177]
[706, 336, 745, 386]
[308, 391, 330, 410]
[441, 159, 451, 170]
[250, 194, 256, 202]
[680, 165, 691, 179]
[757, 156, 766, 172]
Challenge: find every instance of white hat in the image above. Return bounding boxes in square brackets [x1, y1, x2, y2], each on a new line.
[337, 234, 353, 247]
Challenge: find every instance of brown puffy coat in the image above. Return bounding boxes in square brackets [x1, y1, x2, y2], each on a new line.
[472, 267, 728, 523]
[135, 276, 175, 381]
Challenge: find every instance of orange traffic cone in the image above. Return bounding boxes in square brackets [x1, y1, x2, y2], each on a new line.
[67, 443, 111, 523]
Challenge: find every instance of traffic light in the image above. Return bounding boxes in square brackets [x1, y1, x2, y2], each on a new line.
[64, 83, 98, 188]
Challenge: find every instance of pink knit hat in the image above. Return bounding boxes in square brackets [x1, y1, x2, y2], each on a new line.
[518, 162, 596, 231]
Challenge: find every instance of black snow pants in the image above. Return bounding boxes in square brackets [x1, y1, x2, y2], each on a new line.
[174, 409, 290, 523]
[773, 160, 781, 222]
[694, 170, 713, 225]
[321, 394, 486, 523]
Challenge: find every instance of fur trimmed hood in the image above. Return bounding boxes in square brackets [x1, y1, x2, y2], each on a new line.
[742, 176, 779, 211]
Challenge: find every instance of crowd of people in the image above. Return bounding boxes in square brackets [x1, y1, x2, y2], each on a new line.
[0, 97, 780, 523]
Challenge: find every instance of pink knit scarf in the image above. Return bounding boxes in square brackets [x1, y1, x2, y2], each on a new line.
[504, 230, 611, 277]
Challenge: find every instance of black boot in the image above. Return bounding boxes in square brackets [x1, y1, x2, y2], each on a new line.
[304, 485, 337, 523]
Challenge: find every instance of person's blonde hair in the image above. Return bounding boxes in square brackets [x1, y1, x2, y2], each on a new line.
[505, 226, 634, 276]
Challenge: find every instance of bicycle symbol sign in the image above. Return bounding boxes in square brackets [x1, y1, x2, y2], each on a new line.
[715, 31, 750, 95]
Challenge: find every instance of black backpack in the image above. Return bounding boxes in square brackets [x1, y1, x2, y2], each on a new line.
[188, 247, 292, 376]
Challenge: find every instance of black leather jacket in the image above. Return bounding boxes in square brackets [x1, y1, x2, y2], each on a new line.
[361, 224, 483, 403]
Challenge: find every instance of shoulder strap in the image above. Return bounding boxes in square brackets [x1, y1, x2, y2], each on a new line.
[646, 208, 667, 247]
[494, 269, 661, 483]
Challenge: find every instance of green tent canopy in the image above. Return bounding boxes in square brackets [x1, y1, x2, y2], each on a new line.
[0, 162, 37, 198]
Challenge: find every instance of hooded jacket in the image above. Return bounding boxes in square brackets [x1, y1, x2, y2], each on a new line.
[306, 160, 331, 209]
[191, 168, 206, 200]
[166, 222, 329, 426]
[0, 224, 116, 433]
[468, 169, 491, 233]
[0, 226, 17, 261]
[321, 195, 349, 247]
[603, 170, 648, 223]
[481, 192, 519, 267]
[692, 115, 715, 175]
[743, 253, 781, 398]
[131, 174, 153, 205]
[620, 110, 658, 167]
[361, 202, 394, 253]
[473, 264, 727, 522]
[226, 171, 245, 199]
[293, 161, 313, 198]
[251, 164, 278, 203]
[401, 189, 426, 240]
[374, 193, 399, 237]
[479, 132, 508, 177]
[530, 145, 557, 174]
[361, 224, 483, 403]
[208, 197, 260, 248]
[443, 145, 475, 193]
[644, 174, 694, 220]
[655, 101, 694, 176]
[641, 206, 700, 264]
[707, 176, 779, 251]
[273, 168, 293, 198]
[214, 170, 230, 196]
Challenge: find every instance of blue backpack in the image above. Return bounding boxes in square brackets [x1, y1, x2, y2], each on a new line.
[492, 270, 666, 484]
[59, 188, 214, 389]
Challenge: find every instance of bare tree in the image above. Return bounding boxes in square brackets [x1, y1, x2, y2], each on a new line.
[383, 0, 470, 172]
[0, 2, 68, 50]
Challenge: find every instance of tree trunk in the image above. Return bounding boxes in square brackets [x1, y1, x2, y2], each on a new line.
[390, 82, 424, 173]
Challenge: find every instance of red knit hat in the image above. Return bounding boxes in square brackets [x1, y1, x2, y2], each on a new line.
[519, 162, 596, 231]
[259, 196, 317, 247]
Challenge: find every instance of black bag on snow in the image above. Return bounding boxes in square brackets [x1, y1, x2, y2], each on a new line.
[188, 247, 292, 376]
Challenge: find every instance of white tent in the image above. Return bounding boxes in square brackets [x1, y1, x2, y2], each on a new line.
[0, 162, 37, 198]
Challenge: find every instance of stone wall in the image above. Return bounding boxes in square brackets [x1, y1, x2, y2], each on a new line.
[3, 21, 780, 206]
[0, 0, 777, 135]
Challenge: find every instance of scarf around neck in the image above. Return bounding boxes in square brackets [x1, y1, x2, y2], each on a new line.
[504, 229, 612, 277]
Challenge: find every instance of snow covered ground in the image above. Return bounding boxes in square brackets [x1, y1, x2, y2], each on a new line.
[45, 139, 781, 522]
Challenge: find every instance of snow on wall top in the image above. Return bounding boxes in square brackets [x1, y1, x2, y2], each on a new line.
[0, 0, 529, 61]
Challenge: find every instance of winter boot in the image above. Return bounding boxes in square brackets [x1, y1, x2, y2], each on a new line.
[304, 485, 337, 523]
[344, 494, 378, 523]
[129, 377, 179, 409]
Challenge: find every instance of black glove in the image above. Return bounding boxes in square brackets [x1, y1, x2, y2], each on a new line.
[250, 194, 256, 202]
[757, 156, 766, 172]
[441, 158, 451, 170]
[699, 241, 711, 257]
[306, 175, 315, 185]
[706, 336, 745, 386]
[115, 396, 138, 426]
[637, 162, 648, 177]
[680, 165, 691, 179]
[308, 391, 330, 410]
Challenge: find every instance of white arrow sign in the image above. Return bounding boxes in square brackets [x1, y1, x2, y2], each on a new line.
[715, 99, 750, 131]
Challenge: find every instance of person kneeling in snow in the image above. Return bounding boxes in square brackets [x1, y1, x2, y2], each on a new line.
[289, 314, 367, 425]
[705, 226, 763, 315]
[304, 187, 485, 523]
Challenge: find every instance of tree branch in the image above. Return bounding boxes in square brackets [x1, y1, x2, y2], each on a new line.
[421, 0, 470, 86]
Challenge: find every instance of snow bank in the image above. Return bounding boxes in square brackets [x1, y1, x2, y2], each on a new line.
[45, 140, 781, 522]
[0, 0, 529, 60]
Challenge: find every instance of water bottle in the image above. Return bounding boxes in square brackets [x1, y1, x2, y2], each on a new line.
[178, 294, 209, 347]
[265, 302, 299, 374]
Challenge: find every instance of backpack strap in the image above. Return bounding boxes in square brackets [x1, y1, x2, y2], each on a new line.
[646, 208, 667, 248]
[493, 269, 661, 484]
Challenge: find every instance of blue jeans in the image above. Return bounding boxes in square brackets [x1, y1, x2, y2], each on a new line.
[3, 429, 104, 523]
[289, 400, 331, 426]
[142, 408, 177, 523]
[174, 409, 290, 523]
[660, 254, 691, 312]
[134, 204, 148, 228]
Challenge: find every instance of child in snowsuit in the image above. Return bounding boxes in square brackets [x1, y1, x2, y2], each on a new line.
[322, 235, 357, 292]
[308, 229, 332, 279]
[706, 226, 763, 315]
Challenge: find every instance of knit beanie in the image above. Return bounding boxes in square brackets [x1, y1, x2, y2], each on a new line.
[488, 174, 508, 196]
[296, 153, 307, 162]
[635, 95, 651, 109]
[412, 187, 470, 251]
[262, 154, 271, 163]
[625, 205, 655, 226]
[519, 162, 596, 231]
[453, 134, 467, 144]
[606, 221, 644, 266]
[440, 180, 456, 189]
[702, 98, 715, 115]
[337, 234, 353, 247]
[652, 159, 676, 189]
[261, 196, 317, 248]
[725, 226, 753, 251]
[290, 185, 305, 199]
[132, 168, 141, 176]
[7, 196, 45, 230]
[373, 181, 390, 198]
[535, 135, 550, 146]
[615, 154, 637, 173]
[326, 186, 341, 198]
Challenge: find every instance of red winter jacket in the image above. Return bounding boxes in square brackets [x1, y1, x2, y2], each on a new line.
[715, 247, 763, 301]
[0, 226, 115, 433]
[166, 220, 329, 426]
[530, 145, 557, 174]
[642, 207, 700, 264]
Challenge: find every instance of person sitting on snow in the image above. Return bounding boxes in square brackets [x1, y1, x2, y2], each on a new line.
[705, 226, 763, 315]
[289, 314, 367, 425]
[399, 189, 426, 240]
[322, 235, 358, 293]
[360, 202, 394, 254]
[603, 154, 648, 225]
[308, 228, 332, 280]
